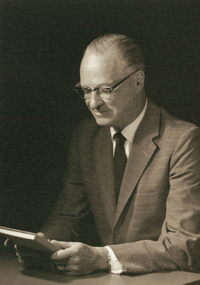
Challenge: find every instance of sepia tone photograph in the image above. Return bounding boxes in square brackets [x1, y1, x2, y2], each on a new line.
[1, 0, 200, 284]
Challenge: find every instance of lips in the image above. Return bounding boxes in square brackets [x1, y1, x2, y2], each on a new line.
[93, 109, 110, 116]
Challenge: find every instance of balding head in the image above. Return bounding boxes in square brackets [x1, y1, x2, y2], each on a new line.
[79, 34, 146, 130]
[83, 33, 145, 71]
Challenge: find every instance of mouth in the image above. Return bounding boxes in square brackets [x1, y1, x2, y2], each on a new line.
[92, 109, 110, 116]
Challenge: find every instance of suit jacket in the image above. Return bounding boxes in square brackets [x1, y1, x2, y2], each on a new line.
[42, 101, 200, 274]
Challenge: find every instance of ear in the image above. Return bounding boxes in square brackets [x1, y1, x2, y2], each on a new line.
[135, 70, 145, 91]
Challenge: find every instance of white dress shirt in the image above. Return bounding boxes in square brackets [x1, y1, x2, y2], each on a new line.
[110, 99, 148, 158]
[105, 99, 148, 274]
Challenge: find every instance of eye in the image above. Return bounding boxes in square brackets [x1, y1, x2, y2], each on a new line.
[99, 87, 111, 94]
[82, 88, 91, 94]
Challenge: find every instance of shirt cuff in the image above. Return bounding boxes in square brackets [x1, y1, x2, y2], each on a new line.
[104, 246, 126, 274]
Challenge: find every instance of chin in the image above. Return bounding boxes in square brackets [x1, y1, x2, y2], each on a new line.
[94, 117, 114, 127]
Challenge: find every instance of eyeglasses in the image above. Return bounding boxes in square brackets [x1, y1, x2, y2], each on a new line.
[73, 69, 140, 100]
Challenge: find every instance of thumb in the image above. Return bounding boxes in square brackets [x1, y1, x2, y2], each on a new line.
[51, 240, 74, 248]
[51, 243, 76, 260]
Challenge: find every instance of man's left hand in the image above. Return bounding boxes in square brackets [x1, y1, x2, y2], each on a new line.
[51, 240, 108, 276]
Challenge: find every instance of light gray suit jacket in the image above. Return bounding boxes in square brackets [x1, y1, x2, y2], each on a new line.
[42, 101, 200, 274]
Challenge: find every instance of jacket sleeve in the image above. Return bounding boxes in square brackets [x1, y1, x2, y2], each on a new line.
[109, 125, 200, 274]
[40, 123, 101, 246]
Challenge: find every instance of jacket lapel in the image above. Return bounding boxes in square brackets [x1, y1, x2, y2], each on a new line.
[114, 101, 161, 226]
[94, 127, 116, 230]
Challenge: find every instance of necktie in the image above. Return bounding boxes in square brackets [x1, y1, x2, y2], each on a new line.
[113, 132, 127, 201]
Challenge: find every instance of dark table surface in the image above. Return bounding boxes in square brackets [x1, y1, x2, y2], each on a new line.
[1, 243, 200, 285]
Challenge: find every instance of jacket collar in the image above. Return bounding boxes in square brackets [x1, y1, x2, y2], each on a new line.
[94, 100, 161, 230]
[114, 100, 161, 226]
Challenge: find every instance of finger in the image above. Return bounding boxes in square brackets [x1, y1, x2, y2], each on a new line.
[17, 254, 24, 264]
[66, 270, 80, 276]
[14, 246, 25, 263]
[64, 268, 81, 276]
[15, 244, 43, 258]
[4, 239, 14, 247]
[37, 232, 47, 239]
[51, 247, 75, 260]
[51, 240, 74, 248]
[36, 232, 52, 244]
[56, 265, 75, 275]
[52, 258, 68, 264]
[56, 264, 79, 276]
[49, 261, 60, 273]
[56, 265, 68, 271]
[14, 244, 30, 255]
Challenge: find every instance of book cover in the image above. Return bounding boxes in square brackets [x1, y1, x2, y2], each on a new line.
[0, 226, 60, 253]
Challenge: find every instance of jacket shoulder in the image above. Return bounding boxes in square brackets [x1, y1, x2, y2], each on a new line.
[75, 117, 100, 137]
[160, 107, 200, 135]
[71, 117, 102, 150]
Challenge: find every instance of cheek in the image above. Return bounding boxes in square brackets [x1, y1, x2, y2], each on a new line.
[109, 95, 124, 110]
[114, 99, 135, 119]
[111, 99, 127, 114]
[85, 100, 90, 109]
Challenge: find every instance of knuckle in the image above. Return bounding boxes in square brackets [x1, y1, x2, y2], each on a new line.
[71, 255, 80, 263]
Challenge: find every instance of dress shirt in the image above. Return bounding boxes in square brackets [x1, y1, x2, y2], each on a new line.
[110, 99, 148, 158]
[106, 98, 148, 274]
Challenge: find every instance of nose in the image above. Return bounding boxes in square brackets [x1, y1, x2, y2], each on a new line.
[88, 91, 104, 109]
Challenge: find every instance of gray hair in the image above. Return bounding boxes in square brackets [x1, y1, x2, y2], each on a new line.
[84, 33, 145, 70]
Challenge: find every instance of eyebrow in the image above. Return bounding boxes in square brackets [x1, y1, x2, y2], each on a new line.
[79, 79, 122, 89]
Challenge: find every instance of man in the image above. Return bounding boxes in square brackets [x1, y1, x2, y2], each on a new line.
[14, 33, 200, 275]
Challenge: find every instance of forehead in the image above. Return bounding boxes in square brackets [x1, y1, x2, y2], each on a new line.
[80, 49, 126, 85]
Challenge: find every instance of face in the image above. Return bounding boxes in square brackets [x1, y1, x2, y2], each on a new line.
[80, 48, 145, 130]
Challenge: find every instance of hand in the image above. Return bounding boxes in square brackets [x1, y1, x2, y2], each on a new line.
[4, 233, 58, 273]
[51, 241, 108, 276]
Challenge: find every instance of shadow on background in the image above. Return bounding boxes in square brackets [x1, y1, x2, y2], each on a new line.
[1, 0, 200, 232]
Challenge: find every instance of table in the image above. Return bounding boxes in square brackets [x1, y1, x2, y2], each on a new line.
[1, 245, 200, 285]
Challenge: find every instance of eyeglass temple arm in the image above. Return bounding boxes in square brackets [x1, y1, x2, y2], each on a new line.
[74, 82, 81, 89]
[109, 68, 140, 91]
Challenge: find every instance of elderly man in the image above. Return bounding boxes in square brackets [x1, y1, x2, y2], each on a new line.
[15, 33, 200, 275]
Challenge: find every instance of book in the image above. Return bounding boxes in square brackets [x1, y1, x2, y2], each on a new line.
[0, 226, 60, 253]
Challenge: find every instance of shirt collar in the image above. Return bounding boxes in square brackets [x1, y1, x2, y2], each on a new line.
[110, 98, 148, 143]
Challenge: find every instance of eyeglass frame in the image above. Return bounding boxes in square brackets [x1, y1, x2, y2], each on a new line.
[73, 68, 140, 100]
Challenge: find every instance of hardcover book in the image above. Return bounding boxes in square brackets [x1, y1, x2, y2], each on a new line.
[0, 226, 60, 253]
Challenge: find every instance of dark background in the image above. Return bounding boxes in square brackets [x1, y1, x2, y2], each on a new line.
[1, 0, 200, 233]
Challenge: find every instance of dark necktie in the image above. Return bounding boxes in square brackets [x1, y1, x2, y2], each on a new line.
[113, 132, 127, 201]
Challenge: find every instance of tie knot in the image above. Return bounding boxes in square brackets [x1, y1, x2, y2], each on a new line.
[114, 132, 126, 146]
